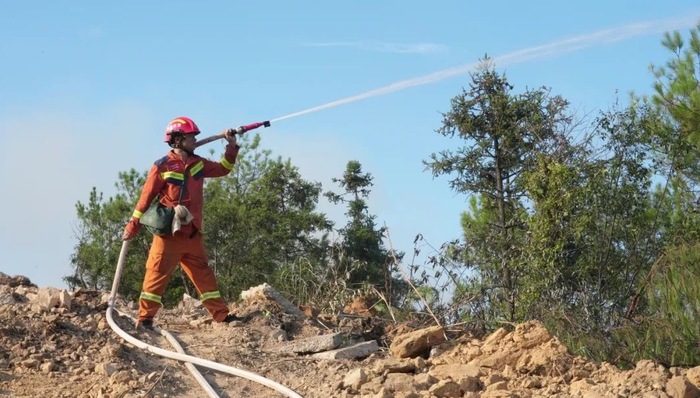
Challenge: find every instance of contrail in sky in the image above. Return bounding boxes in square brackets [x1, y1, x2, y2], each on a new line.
[271, 13, 700, 123]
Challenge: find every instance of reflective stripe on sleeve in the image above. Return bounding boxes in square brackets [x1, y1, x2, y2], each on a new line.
[220, 157, 234, 170]
[190, 161, 204, 178]
[132, 210, 143, 219]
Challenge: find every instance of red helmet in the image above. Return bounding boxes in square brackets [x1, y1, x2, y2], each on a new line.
[164, 116, 200, 143]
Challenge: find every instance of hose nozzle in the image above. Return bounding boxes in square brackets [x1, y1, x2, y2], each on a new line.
[235, 120, 272, 135]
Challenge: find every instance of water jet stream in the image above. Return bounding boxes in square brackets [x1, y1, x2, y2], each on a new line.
[270, 14, 699, 123]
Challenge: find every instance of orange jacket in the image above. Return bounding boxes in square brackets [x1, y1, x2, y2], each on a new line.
[132, 145, 240, 233]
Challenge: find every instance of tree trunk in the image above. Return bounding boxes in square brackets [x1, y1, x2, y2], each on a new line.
[493, 136, 514, 321]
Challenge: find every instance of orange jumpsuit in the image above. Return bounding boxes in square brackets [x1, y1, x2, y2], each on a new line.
[131, 145, 239, 322]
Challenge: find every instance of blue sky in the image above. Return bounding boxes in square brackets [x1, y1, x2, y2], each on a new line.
[2, 2, 699, 289]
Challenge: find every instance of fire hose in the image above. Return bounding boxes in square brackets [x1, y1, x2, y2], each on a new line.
[195, 120, 271, 148]
[107, 241, 303, 398]
[106, 120, 304, 398]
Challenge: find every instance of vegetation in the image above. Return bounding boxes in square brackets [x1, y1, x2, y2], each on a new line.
[68, 25, 700, 367]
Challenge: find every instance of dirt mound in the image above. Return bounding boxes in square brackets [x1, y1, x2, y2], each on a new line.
[1, 273, 700, 398]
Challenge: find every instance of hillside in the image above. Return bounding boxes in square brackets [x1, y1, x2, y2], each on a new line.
[1, 272, 700, 398]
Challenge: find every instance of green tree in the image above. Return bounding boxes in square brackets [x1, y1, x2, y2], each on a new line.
[325, 160, 404, 304]
[651, 25, 700, 151]
[612, 24, 700, 367]
[68, 186, 132, 290]
[425, 61, 572, 325]
[521, 100, 665, 362]
[202, 134, 332, 300]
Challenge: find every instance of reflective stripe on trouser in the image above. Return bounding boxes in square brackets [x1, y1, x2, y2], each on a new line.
[140, 292, 162, 304]
[138, 233, 229, 322]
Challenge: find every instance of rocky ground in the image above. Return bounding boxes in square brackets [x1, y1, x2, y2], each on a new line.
[2, 273, 700, 398]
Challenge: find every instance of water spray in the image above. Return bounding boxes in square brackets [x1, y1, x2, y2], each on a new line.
[195, 13, 699, 149]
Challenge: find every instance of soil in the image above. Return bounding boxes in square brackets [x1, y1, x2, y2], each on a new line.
[1, 273, 700, 398]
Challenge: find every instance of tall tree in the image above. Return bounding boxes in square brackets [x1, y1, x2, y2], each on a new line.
[325, 160, 401, 301]
[425, 61, 572, 325]
[651, 25, 700, 153]
[613, 25, 700, 366]
[521, 101, 663, 362]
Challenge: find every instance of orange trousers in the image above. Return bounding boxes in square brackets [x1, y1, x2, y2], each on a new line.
[138, 232, 229, 322]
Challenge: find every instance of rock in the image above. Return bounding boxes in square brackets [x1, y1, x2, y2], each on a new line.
[483, 373, 507, 387]
[241, 283, 305, 318]
[227, 320, 245, 328]
[95, 363, 118, 377]
[274, 332, 345, 354]
[582, 391, 606, 398]
[413, 373, 437, 390]
[58, 290, 72, 310]
[0, 273, 33, 288]
[485, 380, 508, 391]
[482, 328, 509, 349]
[270, 328, 287, 342]
[0, 285, 15, 306]
[343, 368, 367, 390]
[35, 288, 60, 309]
[311, 340, 380, 360]
[372, 388, 394, 398]
[30, 303, 44, 313]
[360, 376, 385, 394]
[383, 373, 415, 392]
[569, 378, 596, 395]
[389, 325, 446, 358]
[178, 293, 204, 312]
[429, 363, 482, 380]
[687, 366, 700, 389]
[110, 370, 132, 384]
[373, 358, 416, 374]
[0, 272, 695, 398]
[666, 376, 700, 398]
[458, 376, 481, 393]
[40, 361, 56, 374]
[19, 359, 39, 368]
[429, 379, 462, 397]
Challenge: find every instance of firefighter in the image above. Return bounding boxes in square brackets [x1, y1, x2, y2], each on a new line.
[122, 116, 241, 329]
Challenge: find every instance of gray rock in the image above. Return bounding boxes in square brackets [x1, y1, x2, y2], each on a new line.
[311, 340, 380, 360]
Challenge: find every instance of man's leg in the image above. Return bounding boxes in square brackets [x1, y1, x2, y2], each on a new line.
[138, 235, 182, 321]
[179, 235, 230, 322]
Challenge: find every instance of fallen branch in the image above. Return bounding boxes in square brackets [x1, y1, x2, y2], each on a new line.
[141, 366, 168, 398]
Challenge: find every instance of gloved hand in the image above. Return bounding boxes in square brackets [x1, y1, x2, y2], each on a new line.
[223, 128, 237, 146]
[122, 218, 142, 240]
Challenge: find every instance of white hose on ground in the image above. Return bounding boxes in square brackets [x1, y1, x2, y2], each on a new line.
[111, 307, 219, 398]
[106, 240, 304, 398]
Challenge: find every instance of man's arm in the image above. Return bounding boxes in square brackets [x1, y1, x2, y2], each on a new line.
[200, 143, 240, 178]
